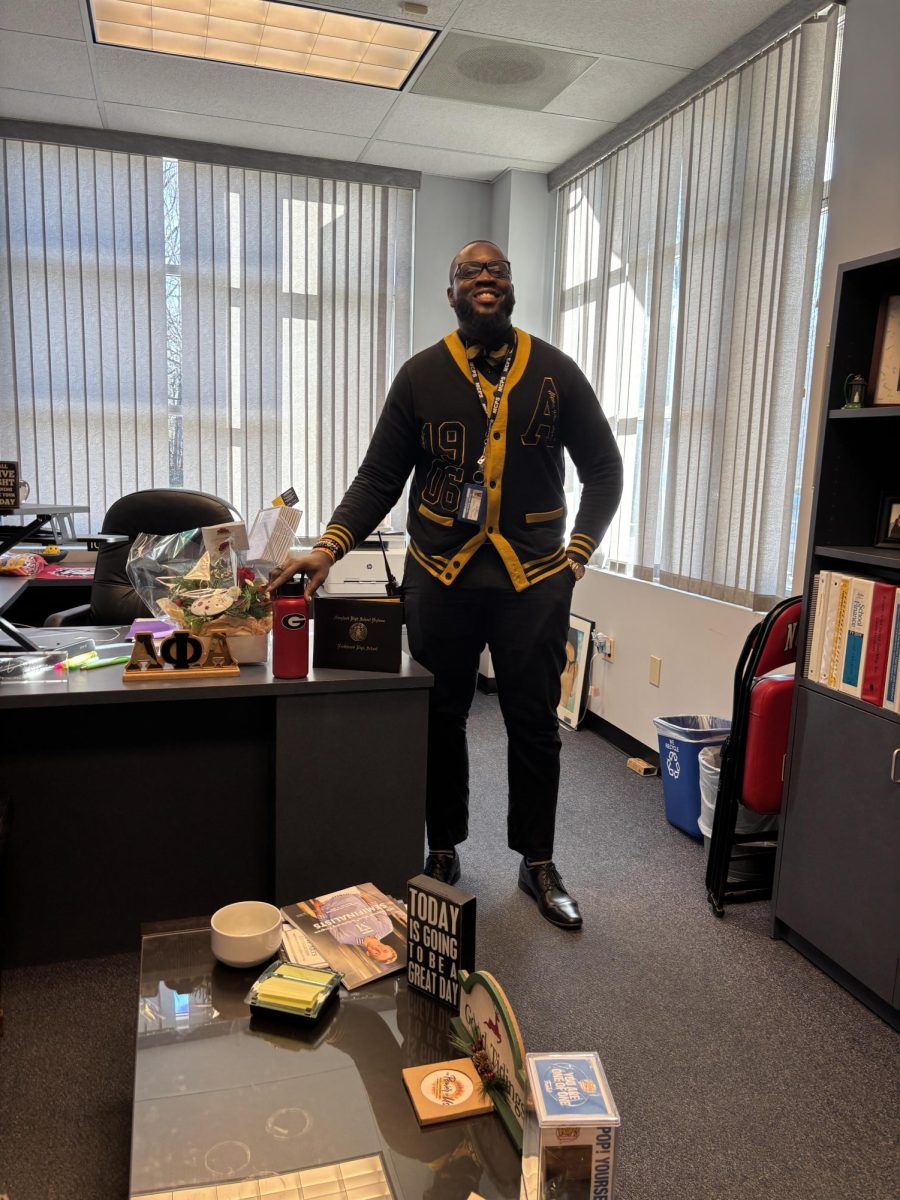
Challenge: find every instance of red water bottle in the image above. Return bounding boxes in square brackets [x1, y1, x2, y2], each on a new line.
[271, 575, 309, 679]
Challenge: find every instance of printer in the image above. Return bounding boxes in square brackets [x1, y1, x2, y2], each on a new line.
[318, 533, 407, 596]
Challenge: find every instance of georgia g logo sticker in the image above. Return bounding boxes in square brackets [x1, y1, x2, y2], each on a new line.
[281, 613, 307, 630]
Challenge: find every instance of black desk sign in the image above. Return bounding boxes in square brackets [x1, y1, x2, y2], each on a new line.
[406, 874, 476, 1008]
[0, 461, 18, 511]
[312, 595, 402, 672]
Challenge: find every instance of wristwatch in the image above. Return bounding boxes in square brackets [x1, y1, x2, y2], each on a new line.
[566, 557, 586, 581]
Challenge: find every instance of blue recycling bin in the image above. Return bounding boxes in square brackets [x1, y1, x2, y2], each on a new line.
[653, 715, 731, 839]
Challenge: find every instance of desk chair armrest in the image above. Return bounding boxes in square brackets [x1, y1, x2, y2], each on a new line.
[44, 604, 92, 627]
[77, 534, 130, 552]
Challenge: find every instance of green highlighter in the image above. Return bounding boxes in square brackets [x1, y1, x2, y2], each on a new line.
[80, 655, 131, 670]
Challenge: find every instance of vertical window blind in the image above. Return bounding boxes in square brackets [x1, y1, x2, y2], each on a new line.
[554, 9, 840, 610]
[0, 139, 414, 537]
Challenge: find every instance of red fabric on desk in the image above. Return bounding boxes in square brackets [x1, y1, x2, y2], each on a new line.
[36, 564, 95, 580]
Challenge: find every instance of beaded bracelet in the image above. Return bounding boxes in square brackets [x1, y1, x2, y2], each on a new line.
[312, 538, 342, 562]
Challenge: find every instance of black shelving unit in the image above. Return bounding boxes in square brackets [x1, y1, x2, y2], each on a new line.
[772, 248, 900, 1027]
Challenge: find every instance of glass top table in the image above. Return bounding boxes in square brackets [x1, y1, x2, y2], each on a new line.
[132, 921, 522, 1200]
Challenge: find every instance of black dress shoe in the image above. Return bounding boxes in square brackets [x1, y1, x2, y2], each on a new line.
[424, 849, 461, 885]
[518, 859, 582, 929]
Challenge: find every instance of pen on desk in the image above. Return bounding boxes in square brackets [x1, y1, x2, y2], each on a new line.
[80, 655, 131, 670]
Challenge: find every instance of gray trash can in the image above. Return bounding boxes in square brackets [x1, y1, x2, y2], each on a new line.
[698, 744, 779, 880]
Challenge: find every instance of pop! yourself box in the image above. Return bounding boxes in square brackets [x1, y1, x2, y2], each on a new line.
[521, 1052, 620, 1200]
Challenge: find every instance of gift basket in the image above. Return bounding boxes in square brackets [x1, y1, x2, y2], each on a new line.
[126, 521, 272, 662]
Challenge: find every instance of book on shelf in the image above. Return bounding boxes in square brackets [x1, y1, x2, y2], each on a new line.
[803, 570, 830, 681]
[860, 582, 898, 706]
[884, 591, 900, 714]
[282, 883, 407, 990]
[820, 573, 851, 689]
[839, 576, 875, 698]
[805, 570, 900, 710]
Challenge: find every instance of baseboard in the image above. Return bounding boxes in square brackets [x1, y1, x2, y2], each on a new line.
[773, 923, 899, 1032]
[581, 710, 659, 767]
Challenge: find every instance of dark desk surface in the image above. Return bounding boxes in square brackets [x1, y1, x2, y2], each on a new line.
[132, 923, 521, 1200]
[0, 643, 432, 708]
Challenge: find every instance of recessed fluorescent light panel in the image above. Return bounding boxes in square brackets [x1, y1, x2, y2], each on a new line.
[89, 0, 435, 89]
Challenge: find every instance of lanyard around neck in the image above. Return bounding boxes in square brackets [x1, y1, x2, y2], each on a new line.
[465, 333, 517, 482]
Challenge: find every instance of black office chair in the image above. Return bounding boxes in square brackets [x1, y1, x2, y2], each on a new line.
[45, 488, 240, 626]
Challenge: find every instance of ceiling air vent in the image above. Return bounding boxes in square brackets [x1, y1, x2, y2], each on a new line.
[411, 32, 595, 111]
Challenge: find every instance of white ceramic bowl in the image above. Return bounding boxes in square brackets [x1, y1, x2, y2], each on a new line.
[210, 900, 283, 968]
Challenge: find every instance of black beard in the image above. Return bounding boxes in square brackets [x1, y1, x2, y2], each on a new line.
[454, 290, 516, 346]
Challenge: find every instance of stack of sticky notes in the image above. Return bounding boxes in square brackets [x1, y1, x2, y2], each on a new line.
[246, 961, 340, 1021]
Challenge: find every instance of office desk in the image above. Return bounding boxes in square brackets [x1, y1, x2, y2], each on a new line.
[0, 570, 94, 628]
[0, 653, 432, 965]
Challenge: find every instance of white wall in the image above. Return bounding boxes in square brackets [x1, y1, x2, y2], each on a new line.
[571, 571, 759, 749]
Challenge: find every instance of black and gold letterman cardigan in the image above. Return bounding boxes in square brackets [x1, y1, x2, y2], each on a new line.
[319, 329, 623, 591]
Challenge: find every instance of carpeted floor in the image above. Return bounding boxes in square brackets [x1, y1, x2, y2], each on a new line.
[0, 692, 896, 1198]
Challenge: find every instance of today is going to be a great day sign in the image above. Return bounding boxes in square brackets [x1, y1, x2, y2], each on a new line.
[405, 874, 475, 1009]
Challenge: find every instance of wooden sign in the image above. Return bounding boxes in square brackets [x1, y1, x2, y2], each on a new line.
[123, 630, 240, 680]
[450, 969, 527, 1151]
[401, 1057, 494, 1126]
[406, 874, 475, 1009]
[0, 461, 19, 510]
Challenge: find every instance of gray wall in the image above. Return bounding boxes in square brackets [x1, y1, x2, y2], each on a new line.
[794, 0, 900, 586]
[412, 174, 491, 354]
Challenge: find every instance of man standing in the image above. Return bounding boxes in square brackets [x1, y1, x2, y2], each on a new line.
[271, 241, 622, 929]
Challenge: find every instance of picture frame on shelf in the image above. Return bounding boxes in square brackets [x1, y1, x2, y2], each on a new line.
[874, 494, 900, 549]
[868, 293, 900, 405]
[558, 612, 593, 729]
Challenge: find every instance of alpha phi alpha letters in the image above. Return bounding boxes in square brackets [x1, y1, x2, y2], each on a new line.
[406, 874, 476, 1008]
[123, 630, 240, 680]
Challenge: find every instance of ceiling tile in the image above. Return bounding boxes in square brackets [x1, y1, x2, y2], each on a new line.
[94, 44, 397, 136]
[377, 94, 613, 163]
[0, 0, 87, 40]
[411, 31, 596, 111]
[105, 102, 371, 161]
[545, 54, 692, 123]
[452, 0, 791, 70]
[360, 139, 554, 183]
[0, 30, 97, 98]
[0, 88, 102, 127]
[304, 0, 457, 25]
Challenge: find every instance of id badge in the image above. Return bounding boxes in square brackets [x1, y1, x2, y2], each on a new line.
[457, 482, 487, 525]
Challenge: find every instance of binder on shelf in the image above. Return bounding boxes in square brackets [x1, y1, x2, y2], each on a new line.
[861, 582, 897, 706]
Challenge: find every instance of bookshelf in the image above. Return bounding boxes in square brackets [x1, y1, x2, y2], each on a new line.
[772, 249, 900, 1025]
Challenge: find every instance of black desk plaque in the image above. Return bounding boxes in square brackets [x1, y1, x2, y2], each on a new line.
[406, 873, 476, 1008]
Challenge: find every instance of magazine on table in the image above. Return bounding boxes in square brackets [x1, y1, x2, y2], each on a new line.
[282, 883, 407, 989]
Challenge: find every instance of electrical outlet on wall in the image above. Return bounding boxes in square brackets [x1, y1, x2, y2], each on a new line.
[591, 631, 615, 661]
[649, 655, 662, 686]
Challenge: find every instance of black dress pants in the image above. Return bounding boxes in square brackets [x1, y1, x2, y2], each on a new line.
[403, 555, 575, 861]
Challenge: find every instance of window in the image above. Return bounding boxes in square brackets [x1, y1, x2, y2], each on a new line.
[0, 139, 414, 537]
[554, 8, 841, 610]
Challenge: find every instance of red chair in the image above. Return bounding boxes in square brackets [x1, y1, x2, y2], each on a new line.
[706, 595, 802, 916]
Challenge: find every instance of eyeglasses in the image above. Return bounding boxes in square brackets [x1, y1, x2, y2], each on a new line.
[453, 259, 512, 281]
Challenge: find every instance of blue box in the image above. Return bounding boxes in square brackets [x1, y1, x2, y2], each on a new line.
[522, 1052, 620, 1200]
